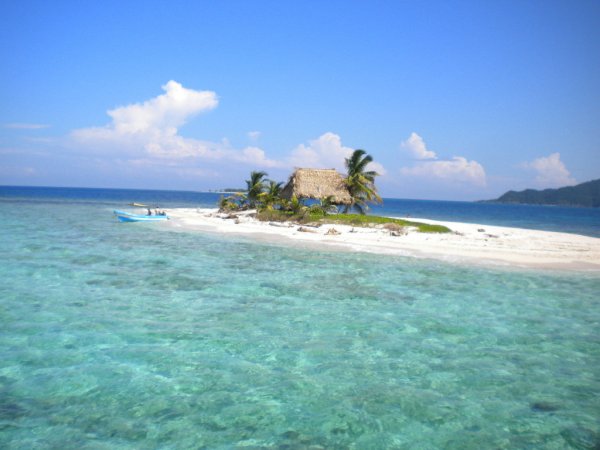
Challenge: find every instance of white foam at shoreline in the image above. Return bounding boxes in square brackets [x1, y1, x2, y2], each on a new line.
[164, 208, 600, 273]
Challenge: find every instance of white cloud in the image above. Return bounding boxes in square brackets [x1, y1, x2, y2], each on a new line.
[524, 152, 576, 188]
[399, 133, 485, 186]
[71, 80, 219, 157]
[3, 123, 50, 129]
[288, 132, 386, 175]
[236, 146, 283, 168]
[108, 80, 217, 134]
[401, 156, 487, 186]
[401, 132, 437, 160]
[66, 83, 387, 185]
[69, 81, 284, 171]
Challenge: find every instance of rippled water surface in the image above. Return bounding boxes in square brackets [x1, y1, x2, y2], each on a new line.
[1, 195, 599, 449]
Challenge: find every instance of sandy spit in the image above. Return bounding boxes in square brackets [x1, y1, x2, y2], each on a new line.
[164, 208, 600, 273]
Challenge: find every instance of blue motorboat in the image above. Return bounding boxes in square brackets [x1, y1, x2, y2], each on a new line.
[114, 210, 169, 222]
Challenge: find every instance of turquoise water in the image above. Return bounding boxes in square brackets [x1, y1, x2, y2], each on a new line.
[1, 198, 600, 449]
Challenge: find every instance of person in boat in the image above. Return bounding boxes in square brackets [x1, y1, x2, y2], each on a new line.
[147, 208, 152, 216]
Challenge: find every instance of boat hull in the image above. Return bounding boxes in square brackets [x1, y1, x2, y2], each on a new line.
[114, 210, 169, 222]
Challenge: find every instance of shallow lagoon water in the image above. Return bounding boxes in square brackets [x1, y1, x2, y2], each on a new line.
[1, 195, 599, 449]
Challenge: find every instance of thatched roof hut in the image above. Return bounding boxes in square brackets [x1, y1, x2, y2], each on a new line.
[280, 168, 352, 205]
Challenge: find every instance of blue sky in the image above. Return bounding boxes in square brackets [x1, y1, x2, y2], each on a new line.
[1, 0, 599, 200]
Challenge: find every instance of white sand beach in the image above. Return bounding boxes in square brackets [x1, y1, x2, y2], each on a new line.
[166, 208, 600, 272]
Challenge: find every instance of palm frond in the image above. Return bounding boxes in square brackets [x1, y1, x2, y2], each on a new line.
[344, 149, 382, 214]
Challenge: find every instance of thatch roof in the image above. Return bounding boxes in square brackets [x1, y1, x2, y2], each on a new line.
[280, 168, 352, 205]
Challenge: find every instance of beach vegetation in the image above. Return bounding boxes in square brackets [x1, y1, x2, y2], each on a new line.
[257, 180, 284, 210]
[328, 214, 450, 233]
[254, 208, 450, 233]
[221, 171, 276, 211]
[245, 170, 269, 208]
[308, 196, 339, 216]
[344, 149, 382, 214]
[218, 193, 247, 212]
[279, 195, 308, 216]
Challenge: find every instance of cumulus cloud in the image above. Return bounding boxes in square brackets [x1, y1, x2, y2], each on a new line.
[400, 156, 486, 186]
[399, 132, 486, 186]
[68, 80, 284, 172]
[109, 80, 217, 134]
[66, 83, 389, 185]
[401, 132, 437, 160]
[236, 146, 282, 168]
[288, 132, 386, 175]
[524, 152, 576, 188]
[71, 81, 219, 156]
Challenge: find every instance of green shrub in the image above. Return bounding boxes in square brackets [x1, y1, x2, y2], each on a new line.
[254, 210, 450, 233]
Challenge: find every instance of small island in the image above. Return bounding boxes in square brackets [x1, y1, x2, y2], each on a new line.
[164, 150, 600, 272]
[216, 150, 450, 234]
[485, 178, 600, 208]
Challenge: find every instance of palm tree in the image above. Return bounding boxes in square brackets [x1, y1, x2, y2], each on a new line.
[257, 180, 284, 210]
[287, 195, 307, 216]
[309, 196, 338, 216]
[245, 171, 268, 208]
[218, 193, 247, 211]
[343, 149, 382, 214]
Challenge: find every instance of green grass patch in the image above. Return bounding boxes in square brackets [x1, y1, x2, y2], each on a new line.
[256, 210, 450, 233]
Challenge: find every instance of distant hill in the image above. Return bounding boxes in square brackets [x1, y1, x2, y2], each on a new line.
[485, 179, 600, 207]
[208, 188, 247, 193]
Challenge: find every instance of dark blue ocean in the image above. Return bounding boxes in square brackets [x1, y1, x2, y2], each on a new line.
[1, 185, 599, 449]
[2, 185, 598, 237]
